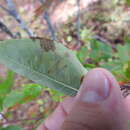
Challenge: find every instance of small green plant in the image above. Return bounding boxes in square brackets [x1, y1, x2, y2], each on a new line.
[126, 0, 130, 5]
[43, 87, 65, 102]
[3, 83, 42, 109]
[0, 71, 14, 111]
[0, 125, 23, 130]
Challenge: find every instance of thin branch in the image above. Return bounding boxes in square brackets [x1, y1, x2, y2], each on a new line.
[38, 0, 57, 40]
[93, 35, 116, 49]
[0, 112, 8, 122]
[0, 20, 16, 38]
[76, 0, 81, 46]
[0, 0, 34, 37]
[1, 116, 42, 125]
[44, 11, 57, 41]
[93, 35, 109, 44]
[0, 5, 10, 13]
[39, 0, 46, 4]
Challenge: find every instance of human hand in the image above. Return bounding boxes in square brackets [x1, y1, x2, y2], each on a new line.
[38, 68, 129, 130]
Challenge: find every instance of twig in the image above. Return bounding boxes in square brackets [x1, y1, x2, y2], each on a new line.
[0, 0, 34, 37]
[0, 5, 10, 13]
[1, 116, 42, 125]
[0, 20, 16, 38]
[0, 113, 8, 122]
[76, 0, 81, 46]
[93, 35, 109, 44]
[38, 0, 57, 40]
[44, 11, 57, 40]
[39, 0, 46, 4]
[93, 35, 116, 49]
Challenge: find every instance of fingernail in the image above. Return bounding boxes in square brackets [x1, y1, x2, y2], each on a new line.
[77, 69, 110, 103]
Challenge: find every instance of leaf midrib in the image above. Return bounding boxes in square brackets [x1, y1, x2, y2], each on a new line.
[0, 54, 79, 93]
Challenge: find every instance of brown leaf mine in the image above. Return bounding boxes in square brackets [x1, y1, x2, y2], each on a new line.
[39, 38, 56, 52]
[30, 36, 56, 52]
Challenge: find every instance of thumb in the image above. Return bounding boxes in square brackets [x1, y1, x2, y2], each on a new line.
[61, 68, 128, 130]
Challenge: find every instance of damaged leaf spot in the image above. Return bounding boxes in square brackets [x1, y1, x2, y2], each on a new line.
[47, 58, 67, 74]
[30, 36, 56, 52]
[40, 38, 56, 52]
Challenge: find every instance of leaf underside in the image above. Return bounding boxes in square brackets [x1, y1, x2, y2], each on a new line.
[0, 39, 87, 96]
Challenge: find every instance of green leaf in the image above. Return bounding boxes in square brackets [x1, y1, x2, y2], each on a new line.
[0, 125, 23, 130]
[0, 71, 14, 110]
[0, 71, 14, 95]
[3, 84, 42, 108]
[124, 60, 130, 78]
[3, 91, 24, 108]
[0, 96, 4, 111]
[101, 60, 122, 72]
[80, 28, 93, 42]
[90, 39, 112, 62]
[44, 87, 65, 102]
[0, 39, 87, 96]
[127, 0, 130, 6]
[116, 43, 130, 63]
[128, 120, 130, 130]
[76, 46, 89, 63]
[22, 84, 42, 99]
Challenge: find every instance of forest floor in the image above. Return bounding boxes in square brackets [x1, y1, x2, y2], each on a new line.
[0, 0, 130, 129]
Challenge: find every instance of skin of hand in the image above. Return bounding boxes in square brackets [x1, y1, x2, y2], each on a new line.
[37, 68, 129, 130]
